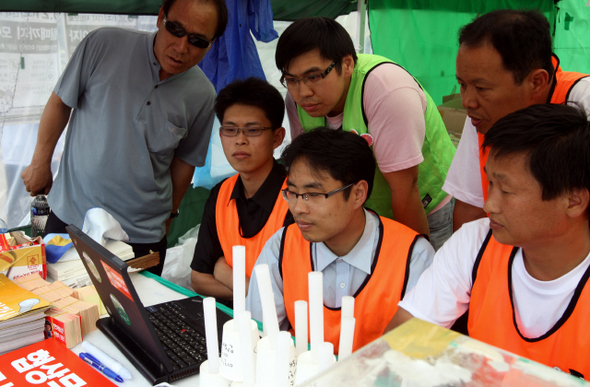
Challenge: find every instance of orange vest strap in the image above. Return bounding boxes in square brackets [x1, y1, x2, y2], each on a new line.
[216, 174, 289, 277]
[281, 216, 419, 354]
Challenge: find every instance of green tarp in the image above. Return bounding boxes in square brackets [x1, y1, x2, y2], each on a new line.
[0, 0, 356, 20]
[368, 0, 590, 104]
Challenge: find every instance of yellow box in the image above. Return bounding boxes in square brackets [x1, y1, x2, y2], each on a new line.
[0, 232, 46, 281]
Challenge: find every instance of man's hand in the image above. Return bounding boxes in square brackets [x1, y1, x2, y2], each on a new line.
[21, 162, 53, 196]
[213, 257, 250, 296]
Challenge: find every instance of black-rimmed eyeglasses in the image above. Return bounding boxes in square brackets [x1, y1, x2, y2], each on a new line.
[220, 126, 273, 137]
[281, 183, 353, 206]
[280, 61, 338, 89]
[163, 15, 212, 49]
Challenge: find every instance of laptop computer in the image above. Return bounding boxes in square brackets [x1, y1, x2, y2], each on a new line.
[66, 225, 232, 385]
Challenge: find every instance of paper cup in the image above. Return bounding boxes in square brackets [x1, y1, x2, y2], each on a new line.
[255, 335, 297, 387]
[200, 359, 231, 387]
[295, 349, 335, 386]
[219, 319, 260, 381]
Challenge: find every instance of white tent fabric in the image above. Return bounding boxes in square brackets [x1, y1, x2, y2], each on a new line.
[0, 11, 369, 229]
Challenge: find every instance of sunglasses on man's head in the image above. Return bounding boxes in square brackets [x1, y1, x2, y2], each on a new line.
[163, 15, 212, 49]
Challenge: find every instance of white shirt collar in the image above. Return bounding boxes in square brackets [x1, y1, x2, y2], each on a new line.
[314, 208, 378, 275]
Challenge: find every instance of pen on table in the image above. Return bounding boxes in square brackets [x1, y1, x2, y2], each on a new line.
[81, 341, 132, 380]
[79, 352, 124, 383]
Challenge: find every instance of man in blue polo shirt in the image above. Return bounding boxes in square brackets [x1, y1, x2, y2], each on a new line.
[21, 0, 228, 275]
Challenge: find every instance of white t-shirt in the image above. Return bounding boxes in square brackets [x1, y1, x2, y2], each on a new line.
[399, 218, 590, 338]
[443, 78, 590, 208]
[287, 63, 427, 174]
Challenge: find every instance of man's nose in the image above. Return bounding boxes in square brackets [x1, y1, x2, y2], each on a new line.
[461, 87, 478, 110]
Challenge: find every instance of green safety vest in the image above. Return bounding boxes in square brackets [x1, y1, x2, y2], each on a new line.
[297, 54, 455, 218]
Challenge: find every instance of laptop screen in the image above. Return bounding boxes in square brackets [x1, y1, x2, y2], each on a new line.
[66, 225, 174, 372]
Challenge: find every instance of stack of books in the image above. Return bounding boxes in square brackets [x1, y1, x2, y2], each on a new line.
[0, 274, 51, 355]
[47, 240, 132, 288]
[14, 274, 100, 348]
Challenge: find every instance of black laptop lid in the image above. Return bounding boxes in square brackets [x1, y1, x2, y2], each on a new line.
[66, 225, 174, 373]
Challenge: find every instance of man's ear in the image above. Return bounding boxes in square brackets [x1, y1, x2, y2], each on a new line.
[341, 55, 355, 78]
[157, 7, 165, 28]
[352, 180, 369, 209]
[529, 68, 550, 100]
[273, 127, 286, 150]
[566, 188, 590, 219]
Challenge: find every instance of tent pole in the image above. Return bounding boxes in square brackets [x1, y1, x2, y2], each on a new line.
[357, 0, 367, 53]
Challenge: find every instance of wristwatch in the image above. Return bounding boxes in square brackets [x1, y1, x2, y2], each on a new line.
[169, 210, 180, 219]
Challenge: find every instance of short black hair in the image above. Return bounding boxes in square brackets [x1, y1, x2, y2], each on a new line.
[275, 17, 358, 76]
[215, 77, 285, 129]
[458, 9, 553, 84]
[483, 103, 590, 215]
[162, 0, 228, 40]
[280, 128, 375, 202]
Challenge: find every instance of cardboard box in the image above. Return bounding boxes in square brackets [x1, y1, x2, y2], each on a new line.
[0, 231, 46, 281]
[438, 93, 467, 147]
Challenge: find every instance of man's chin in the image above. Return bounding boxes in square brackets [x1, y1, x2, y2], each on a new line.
[299, 231, 321, 243]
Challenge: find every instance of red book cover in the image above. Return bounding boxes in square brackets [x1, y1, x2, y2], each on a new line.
[0, 338, 116, 386]
[45, 316, 66, 345]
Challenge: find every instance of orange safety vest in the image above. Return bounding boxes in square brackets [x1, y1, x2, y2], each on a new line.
[478, 55, 590, 201]
[215, 174, 290, 277]
[468, 231, 590, 379]
[280, 215, 421, 354]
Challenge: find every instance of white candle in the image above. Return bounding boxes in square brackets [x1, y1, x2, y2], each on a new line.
[233, 245, 246, 320]
[203, 297, 220, 373]
[275, 331, 291, 387]
[308, 271, 324, 362]
[254, 264, 279, 346]
[294, 300, 308, 357]
[341, 296, 355, 319]
[338, 316, 356, 360]
[318, 342, 335, 372]
[238, 312, 255, 387]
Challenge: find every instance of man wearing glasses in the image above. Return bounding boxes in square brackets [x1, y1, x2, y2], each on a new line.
[190, 78, 293, 305]
[275, 17, 456, 250]
[21, 0, 228, 275]
[246, 128, 434, 354]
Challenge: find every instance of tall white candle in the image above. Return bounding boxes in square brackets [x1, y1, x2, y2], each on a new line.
[238, 312, 255, 387]
[294, 300, 308, 356]
[254, 264, 279, 346]
[233, 245, 246, 320]
[338, 316, 356, 360]
[341, 296, 355, 319]
[275, 331, 291, 387]
[308, 271, 324, 362]
[318, 342, 335, 372]
[203, 297, 220, 374]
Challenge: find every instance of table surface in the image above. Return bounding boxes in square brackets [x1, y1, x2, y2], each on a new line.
[70, 272, 202, 387]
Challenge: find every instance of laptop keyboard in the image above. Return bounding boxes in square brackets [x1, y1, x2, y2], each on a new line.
[147, 302, 208, 371]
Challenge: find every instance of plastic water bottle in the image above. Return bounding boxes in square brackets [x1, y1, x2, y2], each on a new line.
[31, 195, 50, 238]
[0, 218, 7, 234]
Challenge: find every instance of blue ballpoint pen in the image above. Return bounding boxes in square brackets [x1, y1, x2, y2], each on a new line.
[79, 352, 124, 383]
